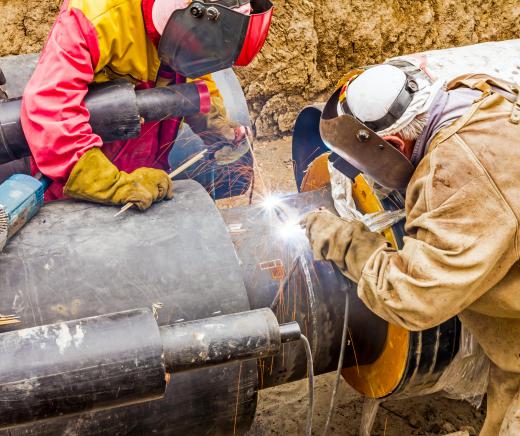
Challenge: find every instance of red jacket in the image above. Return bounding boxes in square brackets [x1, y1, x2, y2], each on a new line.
[20, 0, 218, 200]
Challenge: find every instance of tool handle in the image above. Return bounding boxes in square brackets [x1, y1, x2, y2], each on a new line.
[114, 150, 207, 217]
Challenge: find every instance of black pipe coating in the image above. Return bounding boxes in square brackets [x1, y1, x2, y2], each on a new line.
[160, 308, 282, 373]
[0, 309, 166, 430]
[136, 82, 202, 123]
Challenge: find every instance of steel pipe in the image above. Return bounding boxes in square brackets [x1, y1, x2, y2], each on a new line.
[161, 308, 291, 373]
[0, 309, 166, 430]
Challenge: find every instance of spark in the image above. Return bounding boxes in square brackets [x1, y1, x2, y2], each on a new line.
[277, 218, 305, 241]
[261, 194, 282, 212]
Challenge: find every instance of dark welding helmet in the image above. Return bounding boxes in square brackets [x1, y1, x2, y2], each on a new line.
[156, 0, 273, 78]
[319, 65, 418, 190]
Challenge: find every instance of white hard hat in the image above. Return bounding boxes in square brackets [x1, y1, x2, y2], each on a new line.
[152, 0, 190, 35]
[339, 65, 418, 132]
[152, 0, 252, 35]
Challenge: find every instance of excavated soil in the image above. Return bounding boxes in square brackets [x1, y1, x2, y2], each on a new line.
[2, 0, 519, 137]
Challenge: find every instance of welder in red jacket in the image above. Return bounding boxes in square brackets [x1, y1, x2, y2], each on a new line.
[20, 0, 273, 209]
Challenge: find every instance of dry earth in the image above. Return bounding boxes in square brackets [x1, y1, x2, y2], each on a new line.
[2, 0, 520, 137]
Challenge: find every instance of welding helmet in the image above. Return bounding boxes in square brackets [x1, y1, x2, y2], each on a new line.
[319, 65, 418, 190]
[153, 0, 273, 78]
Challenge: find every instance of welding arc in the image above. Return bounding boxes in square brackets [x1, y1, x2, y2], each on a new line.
[323, 282, 350, 436]
[114, 149, 207, 217]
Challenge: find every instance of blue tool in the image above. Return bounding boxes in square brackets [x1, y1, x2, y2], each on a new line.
[0, 174, 49, 250]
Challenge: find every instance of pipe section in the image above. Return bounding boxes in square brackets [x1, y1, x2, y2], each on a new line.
[161, 308, 296, 372]
[0, 181, 258, 435]
[0, 80, 206, 165]
[136, 82, 205, 123]
[0, 309, 166, 430]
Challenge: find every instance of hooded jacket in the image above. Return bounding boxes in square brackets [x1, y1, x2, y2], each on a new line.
[20, 0, 218, 200]
[358, 75, 520, 377]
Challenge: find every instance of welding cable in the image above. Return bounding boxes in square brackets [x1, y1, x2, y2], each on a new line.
[300, 334, 315, 436]
[322, 283, 351, 436]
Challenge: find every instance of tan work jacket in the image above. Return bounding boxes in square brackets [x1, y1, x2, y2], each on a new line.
[358, 75, 520, 374]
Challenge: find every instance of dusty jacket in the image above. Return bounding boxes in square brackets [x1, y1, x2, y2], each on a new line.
[358, 75, 520, 373]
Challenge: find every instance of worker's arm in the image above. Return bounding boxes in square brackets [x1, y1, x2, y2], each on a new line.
[357, 141, 519, 331]
[20, 6, 102, 185]
[185, 74, 245, 147]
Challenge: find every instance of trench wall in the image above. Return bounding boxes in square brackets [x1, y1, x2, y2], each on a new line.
[1, 0, 519, 137]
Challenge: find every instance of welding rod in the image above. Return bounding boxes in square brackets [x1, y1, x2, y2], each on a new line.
[114, 149, 207, 217]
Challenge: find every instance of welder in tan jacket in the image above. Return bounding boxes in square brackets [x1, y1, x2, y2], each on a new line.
[304, 64, 520, 435]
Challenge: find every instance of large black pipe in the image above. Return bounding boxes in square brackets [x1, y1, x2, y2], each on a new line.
[0, 80, 205, 165]
[0, 181, 259, 435]
[0, 306, 302, 431]
[0, 309, 166, 430]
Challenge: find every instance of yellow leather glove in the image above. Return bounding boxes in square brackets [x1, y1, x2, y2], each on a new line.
[305, 210, 388, 282]
[63, 148, 173, 211]
[186, 95, 235, 140]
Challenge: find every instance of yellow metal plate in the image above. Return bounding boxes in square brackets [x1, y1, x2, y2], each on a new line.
[299, 154, 410, 398]
[300, 153, 331, 192]
[341, 174, 409, 398]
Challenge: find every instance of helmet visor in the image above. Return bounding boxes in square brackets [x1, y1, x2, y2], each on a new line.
[320, 88, 415, 190]
[235, 0, 274, 66]
[158, 0, 273, 78]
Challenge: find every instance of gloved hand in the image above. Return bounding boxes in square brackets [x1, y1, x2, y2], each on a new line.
[304, 210, 388, 282]
[185, 95, 251, 164]
[63, 148, 173, 210]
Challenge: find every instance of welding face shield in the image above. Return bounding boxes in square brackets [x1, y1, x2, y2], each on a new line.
[157, 0, 273, 78]
[320, 73, 417, 191]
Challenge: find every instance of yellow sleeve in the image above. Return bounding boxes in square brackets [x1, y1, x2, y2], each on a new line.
[188, 74, 222, 99]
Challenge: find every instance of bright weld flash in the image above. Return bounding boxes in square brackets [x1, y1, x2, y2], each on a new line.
[278, 219, 304, 241]
[262, 194, 282, 211]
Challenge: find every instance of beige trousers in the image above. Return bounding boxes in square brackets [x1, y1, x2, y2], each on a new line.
[480, 363, 520, 435]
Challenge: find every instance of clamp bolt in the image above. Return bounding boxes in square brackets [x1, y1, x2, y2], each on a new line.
[207, 6, 220, 20]
[356, 129, 370, 142]
[190, 3, 206, 17]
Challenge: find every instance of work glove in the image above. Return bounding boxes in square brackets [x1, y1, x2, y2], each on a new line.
[64, 148, 173, 211]
[185, 95, 251, 165]
[304, 210, 388, 282]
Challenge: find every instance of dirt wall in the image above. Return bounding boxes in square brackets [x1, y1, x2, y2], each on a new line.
[1, 0, 519, 137]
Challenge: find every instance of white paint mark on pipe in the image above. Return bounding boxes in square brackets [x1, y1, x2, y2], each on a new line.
[73, 325, 84, 347]
[56, 323, 72, 354]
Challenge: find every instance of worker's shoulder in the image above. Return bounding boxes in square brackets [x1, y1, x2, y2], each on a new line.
[414, 133, 491, 212]
[67, 0, 142, 22]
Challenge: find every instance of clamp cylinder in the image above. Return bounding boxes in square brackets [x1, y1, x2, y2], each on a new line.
[0, 309, 166, 430]
[0, 80, 207, 166]
[160, 308, 298, 373]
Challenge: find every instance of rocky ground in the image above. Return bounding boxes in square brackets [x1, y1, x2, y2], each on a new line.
[2, 0, 519, 137]
[232, 137, 485, 436]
